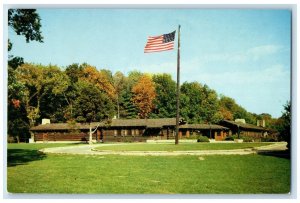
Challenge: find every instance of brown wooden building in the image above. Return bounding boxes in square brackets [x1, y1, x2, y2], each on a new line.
[219, 120, 269, 139]
[30, 118, 229, 142]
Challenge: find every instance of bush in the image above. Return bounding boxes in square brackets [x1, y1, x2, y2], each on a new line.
[241, 136, 254, 142]
[197, 135, 209, 142]
[261, 137, 276, 142]
[223, 135, 238, 141]
[184, 135, 199, 140]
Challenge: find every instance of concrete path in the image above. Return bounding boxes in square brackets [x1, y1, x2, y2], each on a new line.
[39, 142, 288, 156]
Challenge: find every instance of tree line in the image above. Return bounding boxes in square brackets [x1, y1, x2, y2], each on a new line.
[8, 62, 287, 140]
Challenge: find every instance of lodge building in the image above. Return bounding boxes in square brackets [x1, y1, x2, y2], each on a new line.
[30, 118, 271, 143]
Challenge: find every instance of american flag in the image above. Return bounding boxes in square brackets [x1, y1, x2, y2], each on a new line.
[144, 31, 176, 53]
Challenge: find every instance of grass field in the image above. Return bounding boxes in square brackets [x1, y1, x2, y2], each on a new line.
[94, 142, 272, 151]
[7, 143, 290, 194]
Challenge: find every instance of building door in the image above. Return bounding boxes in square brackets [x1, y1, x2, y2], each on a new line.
[43, 133, 48, 142]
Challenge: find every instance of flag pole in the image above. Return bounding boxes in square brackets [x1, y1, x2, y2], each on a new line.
[175, 25, 181, 145]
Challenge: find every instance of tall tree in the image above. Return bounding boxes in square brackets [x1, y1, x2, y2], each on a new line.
[7, 66, 29, 141]
[131, 75, 156, 119]
[7, 9, 44, 141]
[81, 65, 116, 99]
[219, 95, 256, 124]
[200, 85, 222, 123]
[275, 102, 291, 149]
[151, 73, 176, 118]
[118, 70, 142, 118]
[180, 82, 203, 123]
[180, 82, 221, 124]
[72, 81, 115, 123]
[64, 63, 85, 120]
[8, 9, 43, 69]
[16, 64, 69, 126]
[8, 9, 43, 43]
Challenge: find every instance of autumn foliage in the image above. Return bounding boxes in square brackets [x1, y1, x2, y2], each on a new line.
[131, 75, 156, 118]
[11, 99, 20, 108]
[81, 65, 116, 99]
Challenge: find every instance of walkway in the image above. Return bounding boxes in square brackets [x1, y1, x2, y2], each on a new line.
[39, 142, 288, 156]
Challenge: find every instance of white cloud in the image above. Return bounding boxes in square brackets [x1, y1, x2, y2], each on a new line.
[247, 45, 282, 61]
[199, 44, 282, 64]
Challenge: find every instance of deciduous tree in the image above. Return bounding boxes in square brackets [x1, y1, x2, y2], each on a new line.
[8, 9, 43, 43]
[131, 75, 156, 119]
[81, 65, 116, 99]
[72, 81, 115, 123]
[151, 73, 176, 118]
[276, 102, 291, 149]
[8, 9, 43, 69]
[16, 64, 69, 126]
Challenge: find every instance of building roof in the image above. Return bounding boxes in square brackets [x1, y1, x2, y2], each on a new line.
[30, 118, 180, 131]
[220, 120, 267, 131]
[179, 124, 229, 130]
[30, 118, 231, 132]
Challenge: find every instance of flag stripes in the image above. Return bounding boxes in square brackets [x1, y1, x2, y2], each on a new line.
[144, 31, 176, 53]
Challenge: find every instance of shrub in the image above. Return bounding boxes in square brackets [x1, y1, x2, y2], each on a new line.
[261, 137, 276, 142]
[123, 137, 133, 143]
[241, 136, 254, 142]
[197, 135, 209, 142]
[223, 135, 238, 141]
[184, 135, 199, 140]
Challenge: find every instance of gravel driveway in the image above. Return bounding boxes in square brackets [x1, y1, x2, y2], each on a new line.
[39, 142, 288, 156]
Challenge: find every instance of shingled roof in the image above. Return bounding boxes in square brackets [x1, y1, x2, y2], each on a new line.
[179, 124, 229, 130]
[30, 118, 180, 131]
[220, 120, 267, 131]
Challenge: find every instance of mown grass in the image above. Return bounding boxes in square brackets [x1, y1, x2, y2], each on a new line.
[95, 142, 272, 151]
[7, 143, 82, 167]
[7, 143, 290, 194]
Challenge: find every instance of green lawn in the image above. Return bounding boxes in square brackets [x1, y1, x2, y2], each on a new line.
[7, 143, 290, 194]
[95, 142, 272, 151]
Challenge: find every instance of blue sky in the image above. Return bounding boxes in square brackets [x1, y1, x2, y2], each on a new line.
[8, 8, 291, 118]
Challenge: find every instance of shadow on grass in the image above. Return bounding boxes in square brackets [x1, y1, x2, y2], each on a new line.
[257, 150, 290, 159]
[7, 149, 47, 167]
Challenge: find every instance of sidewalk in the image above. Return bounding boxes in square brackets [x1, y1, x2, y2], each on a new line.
[39, 142, 288, 156]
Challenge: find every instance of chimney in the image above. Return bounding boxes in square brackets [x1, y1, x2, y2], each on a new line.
[235, 119, 246, 124]
[257, 119, 266, 127]
[42, 119, 51, 125]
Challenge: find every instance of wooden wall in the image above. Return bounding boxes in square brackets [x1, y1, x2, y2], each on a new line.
[34, 132, 94, 142]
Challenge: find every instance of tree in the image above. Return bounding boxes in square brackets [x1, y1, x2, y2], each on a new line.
[276, 102, 291, 149]
[7, 66, 29, 141]
[72, 81, 115, 123]
[219, 95, 256, 124]
[7, 9, 44, 141]
[180, 82, 222, 124]
[81, 65, 116, 99]
[8, 9, 43, 69]
[65, 63, 84, 84]
[117, 70, 142, 118]
[200, 85, 222, 123]
[180, 82, 203, 123]
[8, 56, 24, 70]
[151, 73, 176, 118]
[8, 9, 43, 43]
[131, 75, 156, 119]
[16, 64, 69, 126]
[64, 63, 85, 121]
